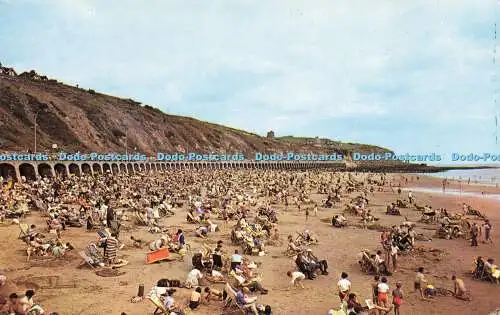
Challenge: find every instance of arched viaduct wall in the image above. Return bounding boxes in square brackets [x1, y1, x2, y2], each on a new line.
[0, 161, 346, 181]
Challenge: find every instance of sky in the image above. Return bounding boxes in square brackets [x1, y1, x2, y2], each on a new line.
[0, 0, 499, 164]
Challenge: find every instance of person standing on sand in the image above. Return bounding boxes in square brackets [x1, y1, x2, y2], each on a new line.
[314, 203, 318, 216]
[470, 223, 479, 247]
[392, 282, 403, 315]
[414, 267, 428, 300]
[305, 208, 309, 221]
[483, 219, 493, 244]
[337, 272, 351, 302]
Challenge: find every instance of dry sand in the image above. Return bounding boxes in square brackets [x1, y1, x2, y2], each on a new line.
[1, 174, 499, 315]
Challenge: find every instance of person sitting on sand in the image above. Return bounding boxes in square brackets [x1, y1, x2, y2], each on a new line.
[203, 287, 223, 302]
[149, 236, 168, 251]
[20, 289, 45, 314]
[51, 241, 66, 258]
[287, 236, 301, 253]
[346, 293, 392, 315]
[451, 276, 470, 301]
[189, 287, 202, 310]
[162, 290, 183, 315]
[236, 287, 259, 315]
[485, 259, 500, 280]
[185, 268, 203, 289]
[287, 270, 305, 289]
[6, 293, 23, 315]
[195, 226, 209, 238]
[0, 296, 9, 314]
[130, 236, 144, 248]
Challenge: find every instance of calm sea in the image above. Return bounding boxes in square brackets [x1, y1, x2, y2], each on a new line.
[423, 168, 500, 185]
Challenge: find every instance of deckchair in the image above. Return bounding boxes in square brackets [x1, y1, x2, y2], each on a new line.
[222, 283, 246, 314]
[78, 251, 97, 270]
[135, 212, 148, 226]
[18, 223, 29, 241]
[149, 295, 168, 314]
[186, 212, 199, 223]
[146, 248, 171, 264]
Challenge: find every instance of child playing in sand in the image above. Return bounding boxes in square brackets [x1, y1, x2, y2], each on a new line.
[203, 287, 223, 302]
[392, 282, 403, 315]
[287, 270, 305, 289]
[451, 276, 470, 301]
[414, 267, 428, 300]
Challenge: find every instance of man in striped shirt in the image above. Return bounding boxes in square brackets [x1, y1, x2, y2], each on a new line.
[105, 233, 119, 265]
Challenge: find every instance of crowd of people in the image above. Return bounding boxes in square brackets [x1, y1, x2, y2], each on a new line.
[0, 168, 497, 314]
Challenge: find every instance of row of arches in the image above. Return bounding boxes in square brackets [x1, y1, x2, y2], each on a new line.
[0, 161, 345, 182]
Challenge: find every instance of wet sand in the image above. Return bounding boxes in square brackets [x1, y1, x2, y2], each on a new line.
[1, 173, 499, 315]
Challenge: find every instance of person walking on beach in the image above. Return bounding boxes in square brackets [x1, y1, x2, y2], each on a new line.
[392, 282, 404, 315]
[305, 208, 309, 221]
[483, 219, 493, 244]
[470, 223, 479, 247]
[408, 191, 413, 204]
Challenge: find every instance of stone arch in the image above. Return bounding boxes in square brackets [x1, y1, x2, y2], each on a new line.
[119, 163, 127, 173]
[19, 163, 37, 181]
[68, 163, 81, 176]
[133, 163, 139, 172]
[102, 163, 111, 174]
[82, 163, 92, 175]
[127, 163, 134, 174]
[111, 163, 119, 174]
[93, 164, 102, 174]
[145, 164, 151, 172]
[139, 163, 145, 171]
[0, 163, 16, 181]
[54, 163, 67, 177]
[38, 163, 53, 178]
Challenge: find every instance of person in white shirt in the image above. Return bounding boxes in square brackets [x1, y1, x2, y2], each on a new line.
[287, 271, 305, 289]
[377, 277, 390, 308]
[337, 272, 351, 301]
[185, 268, 203, 288]
[231, 250, 243, 270]
[390, 244, 398, 272]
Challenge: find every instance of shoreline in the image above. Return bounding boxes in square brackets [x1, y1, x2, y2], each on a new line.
[352, 163, 496, 173]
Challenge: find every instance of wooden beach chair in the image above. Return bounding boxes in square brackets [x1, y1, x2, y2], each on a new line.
[149, 295, 168, 314]
[18, 223, 29, 241]
[146, 248, 171, 264]
[222, 283, 245, 314]
[78, 251, 97, 270]
[186, 212, 200, 224]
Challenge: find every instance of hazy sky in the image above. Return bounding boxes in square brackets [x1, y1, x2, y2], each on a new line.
[1, 0, 499, 162]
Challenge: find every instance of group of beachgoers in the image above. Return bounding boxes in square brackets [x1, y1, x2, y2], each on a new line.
[0, 167, 497, 314]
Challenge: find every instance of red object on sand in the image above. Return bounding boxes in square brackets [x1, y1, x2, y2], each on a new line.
[146, 248, 170, 264]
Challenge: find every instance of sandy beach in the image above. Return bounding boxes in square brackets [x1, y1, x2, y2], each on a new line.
[1, 172, 499, 315]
